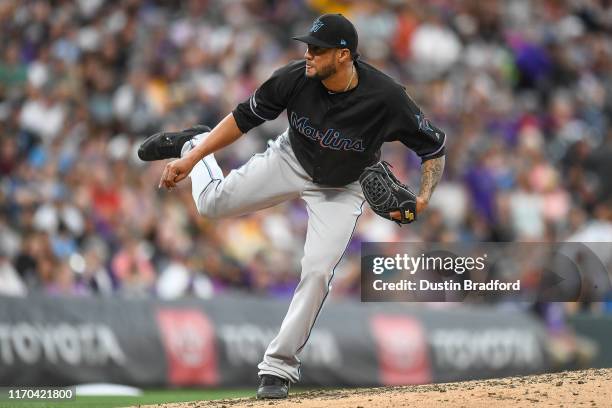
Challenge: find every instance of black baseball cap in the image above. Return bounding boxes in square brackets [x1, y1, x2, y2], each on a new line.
[293, 14, 359, 56]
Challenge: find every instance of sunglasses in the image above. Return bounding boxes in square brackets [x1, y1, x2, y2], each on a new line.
[307, 44, 333, 56]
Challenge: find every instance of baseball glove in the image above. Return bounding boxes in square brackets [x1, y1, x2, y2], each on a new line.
[359, 161, 417, 225]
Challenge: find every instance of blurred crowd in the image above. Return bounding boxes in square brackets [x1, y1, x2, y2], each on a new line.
[0, 0, 611, 304]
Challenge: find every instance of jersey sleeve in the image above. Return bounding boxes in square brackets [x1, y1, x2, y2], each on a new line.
[232, 61, 302, 134]
[384, 87, 446, 162]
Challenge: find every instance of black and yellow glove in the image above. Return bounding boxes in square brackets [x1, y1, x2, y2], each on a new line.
[359, 161, 417, 225]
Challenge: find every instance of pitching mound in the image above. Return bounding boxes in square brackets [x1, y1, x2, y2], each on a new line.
[147, 368, 612, 408]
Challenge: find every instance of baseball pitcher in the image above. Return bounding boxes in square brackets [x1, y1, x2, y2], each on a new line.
[139, 14, 446, 399]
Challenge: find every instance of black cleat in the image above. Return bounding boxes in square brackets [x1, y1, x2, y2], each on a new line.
[256, 374, 290, 399]
[137, 124, 211, 161]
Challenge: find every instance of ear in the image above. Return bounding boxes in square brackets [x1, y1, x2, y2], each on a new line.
[337, 49, 350, 63]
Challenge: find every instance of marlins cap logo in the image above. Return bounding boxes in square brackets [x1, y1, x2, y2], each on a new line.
[310, 19, 324, 33]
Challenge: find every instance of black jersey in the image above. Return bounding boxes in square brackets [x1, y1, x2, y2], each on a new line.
[232, 59, 446, 187]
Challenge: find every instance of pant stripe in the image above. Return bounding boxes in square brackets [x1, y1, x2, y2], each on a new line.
[189, 137, 222, 206]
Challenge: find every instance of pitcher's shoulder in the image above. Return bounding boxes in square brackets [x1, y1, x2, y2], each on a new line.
[357, 60, 409, 99]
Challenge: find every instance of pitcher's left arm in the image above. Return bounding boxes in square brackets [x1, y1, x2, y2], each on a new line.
[416, 155, 445, 213]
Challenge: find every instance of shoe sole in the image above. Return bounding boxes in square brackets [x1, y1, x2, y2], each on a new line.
[137, 132, 167, 161]
[138, 125, 211, 161]
[256, 386, 289, 399]
[256, 392, 288, 399]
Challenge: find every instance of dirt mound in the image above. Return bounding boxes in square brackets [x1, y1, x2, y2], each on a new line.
[147, 368, 612, 408]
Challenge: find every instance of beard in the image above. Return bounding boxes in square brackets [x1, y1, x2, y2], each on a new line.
[307, 63, 337, 80]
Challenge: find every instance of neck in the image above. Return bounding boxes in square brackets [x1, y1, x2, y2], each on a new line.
[322, 62, 356, 93]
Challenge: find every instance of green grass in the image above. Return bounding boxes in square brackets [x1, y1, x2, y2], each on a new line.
[0, 389, 254, 408]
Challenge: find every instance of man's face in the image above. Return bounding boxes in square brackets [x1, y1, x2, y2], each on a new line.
[304, 44, 338, 80]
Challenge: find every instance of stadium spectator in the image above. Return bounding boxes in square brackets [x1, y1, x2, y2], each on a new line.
[0, 0, 610, 305]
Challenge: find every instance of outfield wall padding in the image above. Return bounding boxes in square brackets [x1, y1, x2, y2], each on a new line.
[0, 295, 551, 387]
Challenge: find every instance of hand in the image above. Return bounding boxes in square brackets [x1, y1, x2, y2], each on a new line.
[158, 156, 195, 190]
[390, 196, 428, 221]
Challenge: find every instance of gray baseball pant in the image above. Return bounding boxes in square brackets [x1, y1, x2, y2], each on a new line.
[182, 130, 364, 383]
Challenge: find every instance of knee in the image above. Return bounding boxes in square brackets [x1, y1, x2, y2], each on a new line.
[195, 191, 222, 219]
[197, 204, 218, 219]
[300, 255, 336, 285]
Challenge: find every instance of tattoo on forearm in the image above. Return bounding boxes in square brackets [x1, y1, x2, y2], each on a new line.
[419, 156, 445, 201]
